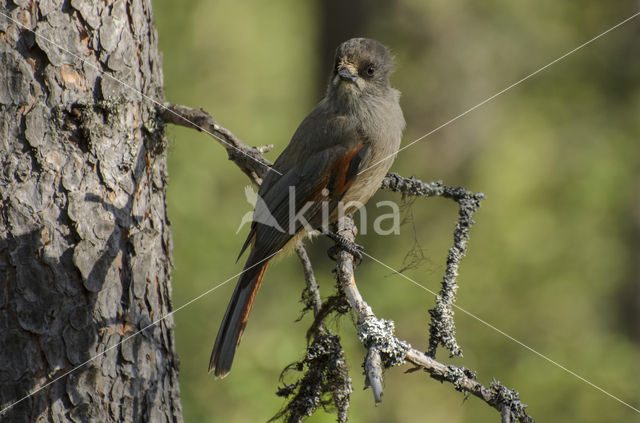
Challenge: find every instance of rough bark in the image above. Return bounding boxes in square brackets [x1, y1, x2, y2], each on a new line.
[0, 1, 182, 422]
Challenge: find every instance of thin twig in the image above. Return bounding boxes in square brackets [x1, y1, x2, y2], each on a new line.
[295, 241, 323, 336]
[294, 242, 322, 318]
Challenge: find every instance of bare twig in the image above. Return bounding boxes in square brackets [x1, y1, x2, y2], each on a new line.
[294, 241, 327, 341]
[158, 103, 273, 185]
[502, 403, 513, 423]
[364, 347, 383, 403]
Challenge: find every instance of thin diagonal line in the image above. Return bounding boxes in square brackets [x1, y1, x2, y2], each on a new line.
[362, 251, 640, 415]
[0, 10, 281, 176]
[0, 250, 281, 415]
[359, 10, 640, 176]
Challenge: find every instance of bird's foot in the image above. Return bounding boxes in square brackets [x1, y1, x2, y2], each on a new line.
[322, 228, 364, 265]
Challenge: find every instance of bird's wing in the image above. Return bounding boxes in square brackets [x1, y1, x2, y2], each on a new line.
[238, 101, 370, 259]
[238, 140, 370, 260]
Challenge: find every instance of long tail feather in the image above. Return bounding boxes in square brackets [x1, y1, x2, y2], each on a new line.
[209, 251, 270, 377]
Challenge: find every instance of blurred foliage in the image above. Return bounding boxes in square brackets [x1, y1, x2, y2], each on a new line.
[153, 0, 640, 421]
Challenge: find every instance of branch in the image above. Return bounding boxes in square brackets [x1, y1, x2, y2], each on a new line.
[158, 103, 273, 185]
[333, 216, 534, 423]
[294, 242, 322, 318]
[331, 218, 406, 404]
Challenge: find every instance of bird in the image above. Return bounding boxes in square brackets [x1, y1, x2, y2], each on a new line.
[209, 37, 405, 377]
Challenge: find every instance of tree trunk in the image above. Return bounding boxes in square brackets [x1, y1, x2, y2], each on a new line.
[0, 1, 182, 422]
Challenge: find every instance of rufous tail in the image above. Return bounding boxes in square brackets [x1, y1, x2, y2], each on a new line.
[209, 251, 270, 377]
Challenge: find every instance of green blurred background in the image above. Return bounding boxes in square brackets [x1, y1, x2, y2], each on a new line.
[153, 1, 640, 421]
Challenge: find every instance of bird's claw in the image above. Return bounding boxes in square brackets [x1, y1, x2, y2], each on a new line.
[323, 229, 364, 265]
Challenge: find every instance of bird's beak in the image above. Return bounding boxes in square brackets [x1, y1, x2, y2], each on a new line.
[338, 69, 358, 83]
[337, 60, 359, 83]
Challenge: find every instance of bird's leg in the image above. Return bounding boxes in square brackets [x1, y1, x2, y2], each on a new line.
[321, 227, 364, 264]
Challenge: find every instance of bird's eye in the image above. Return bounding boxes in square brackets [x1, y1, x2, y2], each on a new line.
[366, 65, 375, 76]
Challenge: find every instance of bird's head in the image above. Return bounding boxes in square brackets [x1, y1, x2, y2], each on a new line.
[328, 38, 395, 101]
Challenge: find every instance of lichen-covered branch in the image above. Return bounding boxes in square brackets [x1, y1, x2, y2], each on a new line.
[332, 218, 408, 403]
[404, 349, 534, 423]
[333, 216, 533, 423]
[272, 332, 352, 423]
[272, 245, 352, 423]
[382, 173, 485, 358]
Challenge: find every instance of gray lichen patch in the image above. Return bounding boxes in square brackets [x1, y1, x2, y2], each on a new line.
[358, 317, 410, 368]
